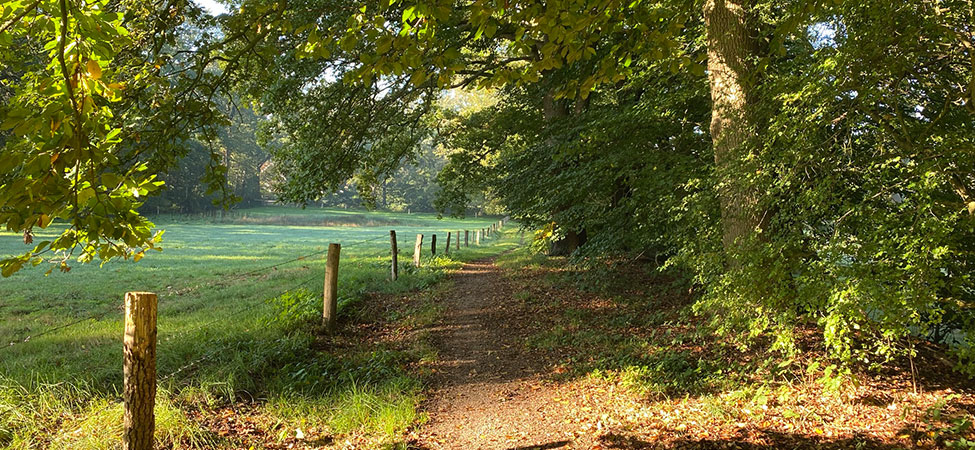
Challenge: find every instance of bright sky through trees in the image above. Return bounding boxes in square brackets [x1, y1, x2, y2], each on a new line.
[194, 0, 228, 15]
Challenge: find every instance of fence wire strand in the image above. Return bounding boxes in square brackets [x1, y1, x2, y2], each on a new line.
[1, 222, 509, 429]
[0, 235, 380, 350]
[158, 273, 320, 384]
[0, 226, 500, 353]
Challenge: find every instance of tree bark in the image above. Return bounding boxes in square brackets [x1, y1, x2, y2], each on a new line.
[542, 88, 586, 256]
[704, 0, 765, 258]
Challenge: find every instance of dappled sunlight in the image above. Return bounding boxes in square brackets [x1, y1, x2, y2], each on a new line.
[462, 247, 975, 449]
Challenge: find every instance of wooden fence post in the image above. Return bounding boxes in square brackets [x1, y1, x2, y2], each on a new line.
[323, 243, 341, 332]
[390, 230, 398, 281]
[431, 234, 437, 256]
[465, 230, 469, 247]
[123, 291, 157, 450]
[445, 232, 451, 255]
[414, 234, 423, 267]
[456, 230, 461, 250]
[476, 230, 481, 245]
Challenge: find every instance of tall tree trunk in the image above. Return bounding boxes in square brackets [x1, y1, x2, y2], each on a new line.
[542, 89, 585, 256]
[704, 0, 765, 258]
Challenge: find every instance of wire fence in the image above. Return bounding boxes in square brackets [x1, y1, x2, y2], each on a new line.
[0, 218, 511, 446]
[157, 272, 323, 384]
[0, 225, 503, 353]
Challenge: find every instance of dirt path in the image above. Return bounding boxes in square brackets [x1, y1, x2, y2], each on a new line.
[412, 258, 617, 450]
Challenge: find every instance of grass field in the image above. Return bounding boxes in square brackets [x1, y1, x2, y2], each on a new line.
[0, 207, 517, 448]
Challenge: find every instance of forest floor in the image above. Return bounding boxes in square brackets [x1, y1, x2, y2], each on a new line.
[398, 249, 975, 449]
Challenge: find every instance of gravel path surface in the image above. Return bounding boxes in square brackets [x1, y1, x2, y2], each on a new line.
[412, 258, 607, 450]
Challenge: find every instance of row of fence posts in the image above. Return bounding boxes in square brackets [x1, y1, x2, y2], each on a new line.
[119, 217, 508, 449]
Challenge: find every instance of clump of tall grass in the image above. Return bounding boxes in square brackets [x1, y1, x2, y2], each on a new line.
[0, 377, 211, 448]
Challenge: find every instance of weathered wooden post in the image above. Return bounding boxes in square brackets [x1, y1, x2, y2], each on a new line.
[390, 230, 398, 281]
[431, 234, 437, 256]
[445, 232, 451, 255]
[476, 230, 481, 245]
[456, 231, 461, 250]
[323, 243, 341, 332]
[414, 234, 423, 267]
[465, 230, 469, 247]
[123, 291, 157, 450]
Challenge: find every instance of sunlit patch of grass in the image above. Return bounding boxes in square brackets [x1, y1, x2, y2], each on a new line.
[0, 379, 212, 449]
[48, 395, 214, 450]
[606, 349, 723, 398]
[495, 245, 550, 273]
[330, 377, 421, 437]
[266, 376, 422, 442]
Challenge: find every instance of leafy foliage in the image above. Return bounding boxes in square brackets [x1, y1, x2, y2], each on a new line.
[421, 0, 975, 374]
[0, 0, 288, 275]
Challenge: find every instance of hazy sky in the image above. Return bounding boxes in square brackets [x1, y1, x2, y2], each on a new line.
[195, 0, 229, 15]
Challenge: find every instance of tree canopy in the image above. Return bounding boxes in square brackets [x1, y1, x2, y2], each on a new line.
[3, 0, 975, 373]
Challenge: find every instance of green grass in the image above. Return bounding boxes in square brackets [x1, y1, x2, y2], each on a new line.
[0, 206, 518, 448]
[153, 205, 500, 228]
